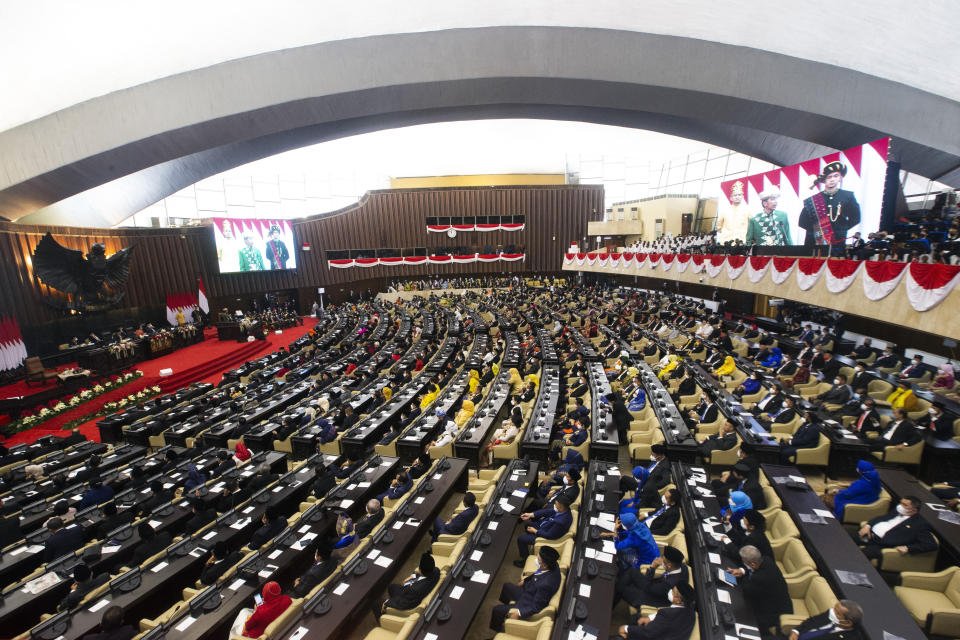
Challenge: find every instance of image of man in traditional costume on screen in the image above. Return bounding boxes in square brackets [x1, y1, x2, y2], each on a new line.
[746, 189, 792, 246]
[715, 180, 748, 242]
[798, 161, 861, 247]
[238, 233, 266, 271]
[216, 219, 241, 272]
[265, 224, 290, 270]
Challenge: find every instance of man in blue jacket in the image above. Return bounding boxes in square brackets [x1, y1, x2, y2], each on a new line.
[514, 495, 573, 563]
[490, 546, 562, 632]
[779, 412, 822, 463]
[375, 471, 412, 503]
[76, 480, 115, 510]
[430, 491, 478, 541]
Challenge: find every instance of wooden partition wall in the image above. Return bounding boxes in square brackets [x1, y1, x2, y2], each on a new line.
[0, 185, 601, 352]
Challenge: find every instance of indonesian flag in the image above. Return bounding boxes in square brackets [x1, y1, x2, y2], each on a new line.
[0, 316, 28, 372]
[198, 277, 210, 314]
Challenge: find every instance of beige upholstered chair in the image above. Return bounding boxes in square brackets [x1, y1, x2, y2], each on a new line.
[893, 566, 960, 635]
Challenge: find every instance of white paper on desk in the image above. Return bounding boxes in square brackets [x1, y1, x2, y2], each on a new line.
[717, 589, 732, 604]
[425, 634, 438, 640]
[374, 555, 392, 568]
[789, 475, 806, 484]
[358, 482, 371, 488]
[470, 570, 490, 584]
[346, 483, 357, 491]
[694, 500, 705, 509]
[189, 548, 206, 558]
[366, 549, 381, 560]
[102, 544, 121, 554]
[686, 478, 697, 486]
[596, 518, 615, 532]
[736, 624, 761, 638]
[584, 548, 597, 559]
[9, 546, 26, 556]
[298, 525, 311, 534]
[268, 549, 283, 560]
[433, 473, 443, 480]
[203, 530, 218, 540]
[926, 502, 947, 512]
[148, 520, 162, 529]
[470, 550, 483, 561]
[596, 475, 605, 482]
[228, 578, 245, 591]
[499, 501, 515, 513]
[702, 522, 715, 532]
[487, 521, 498, 530]
[301, 532, 318, 543]
[594, 493, 604, 502]
[333, 582, 349, 596]
[257, 569, 274, 579]
[813, 509, 835, 518]
[579, 584, 592, 597]
[289, 626, 309, 640]
[163, 483, 174, 490]
[230, 518, 251, 530]
[272, 486, 284, 493]
[450, 585, 465, 600]
[243, 506, 255, 514]
[414, 497, 425, 504]
[211, 483, 225, 492]
[602, 540, 616, 554]
[151, 561, 169, 573]
[595, 551, 614, 563]
[174, 616, 197, 632]
[381, 460, 392, 466]
[88, 598, 111, 612]
[698, 488, 715, 497]
[179, 501, 190, 508]
[512, 489, 527, 498]
[708, 552, 722, 565]
[392, 521, 404, 530]
[340, 499, 354, 508]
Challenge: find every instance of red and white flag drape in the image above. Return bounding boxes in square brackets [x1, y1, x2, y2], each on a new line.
[197, 277, 210, 314]
[166, 293, 199, 326]
[426, 223, 524, 233]
[0, 316, 28, 372]
[561, 251, 960, 312]
[329, 254, 525, 269]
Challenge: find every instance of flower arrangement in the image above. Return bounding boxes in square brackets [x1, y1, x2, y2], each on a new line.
[150, 330, 174, 353]
[60, 383, 164, 431]
[2, 370, 146, 435]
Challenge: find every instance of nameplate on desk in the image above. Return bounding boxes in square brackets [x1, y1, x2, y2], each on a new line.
[450, 585, 465, 599]
[148, 520, 163, 528]
[88, 598, 111, 612]
[470, 569, 490, 584]
[332, 582, 349, 596]
[716, 589, 732, 603]
[174, 616, 197, 632]
[373, 555, 392, 568]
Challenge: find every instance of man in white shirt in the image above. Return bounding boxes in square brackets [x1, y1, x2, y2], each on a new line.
[855, 496, 938, 561]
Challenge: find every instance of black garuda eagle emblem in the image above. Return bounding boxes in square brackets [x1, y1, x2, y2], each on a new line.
[32, 233, 135, 311]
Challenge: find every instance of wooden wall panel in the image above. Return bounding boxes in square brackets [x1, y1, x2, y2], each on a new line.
[0, 185, 601, 350]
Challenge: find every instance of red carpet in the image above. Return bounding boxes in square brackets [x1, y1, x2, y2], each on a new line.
[0, 362, 80, 399]
[2, 318, 318, 446]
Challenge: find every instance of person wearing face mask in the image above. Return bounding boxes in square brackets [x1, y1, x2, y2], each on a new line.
[490, 546, 561, 633]
[847, 398, 881, 438]
[915, 403, 954, 440]
[850, 363, 872, 392]
[779, 411, 823, 464]
[635, 444, 673, 509]
[839, 387, 867, 417]
[814, 374, 852, 408]
[875, 347, 901, 371]
[600, 511, 660, 572]
[642, 489, 681, 536]
[775, 353, 799, 379]
[697, 420, 738, 459]
[789, 599, 863, 640]
[684, 392, 718, 429]
[815, 352, 841, 382]
[850, 338, 874, 361]
[722, 509, 773, 561]
[721, 490, 754, 531]
[865, 406, 921, 451]
[613, 544, 688, 610]
[855, 496, 938, 561]
[614, 582, 697, 640]
[735, 372, 763, 400]
[730, 546, 793, 636]
[899, 354, 926, 380]
[528, 469, 581, 511]
[824, 460, 881, 519]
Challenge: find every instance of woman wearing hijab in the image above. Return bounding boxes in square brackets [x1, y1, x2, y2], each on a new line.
[508, 368, 524, 395]
[657, 355, 679, 381]
[627, 384, 647, 412]
[760, 347, 783, 369]
[419, 383, 440, 409]
[236, 581, 292, 638]
[619, 467, 650, 515]
[330, 513, 358, 562]
[233, 441, 252, 464]
[736, 372, 762, 399]
[602, 512, 660, 572]
[713, 356, 736, 378]
[931, 362, 955, 391]
[824, 460, 881, 519]
[722, 490, 753, 530]
[468, 369, 480, 394]
[183, 465, 206, 493]
[454, 399, 476, 427]
[485, 407, 523, 467]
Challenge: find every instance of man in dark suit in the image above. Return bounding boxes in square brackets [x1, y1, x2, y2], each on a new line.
[780, 412, 822, 463]
[731, 545, 792, 634]
[213, 450, 236, 476]
[184, 497, 217, 535]
[200, 541, 242, 586]
[642, 489, 681, 536]
[83, 606, 136, 640]
[292, 541, 336, 597]
[355, 499, 385, 539]
[380, 553, 441, 614]
[723, 510, 773, 561]
[131, 522, 172, 565]
[43, 517, 84, 562]
[248, 507, 286, 549]
[816, 353, 842, 382]
[431, 492, 478, 541]
[515, 495, 573, 562]
[815, 374, 852, 407]
[614, 581, 697, 640]
[865, 408, 921, 451]
[916, 404, 954, 441]
[244, 463, 278, 493]
[698, 420, 737, 457]
[685, 393, 718, 430]
[775, 354, 799, 379]
[856, 496, 938, 561]
[751, 385, 785, 417]
[95, 502, 133, 540]
[59, 563, 109, 610]
[850, 339, 874, 361]
[76, 480, 115, 510]
[529, 469, 581, 512]
[138, 480, 173, 516]
[874, 348, 900, 370]
[491, 546, 562, 633]
[615, 544, 689, 609]
[634, 444, 672, 509]
[788, 600, 864, 640]
[899, 355, 926, 380]
[850, 398, 882, 438]
[850, 363, 871, 391]
[0, 511, 22, 548]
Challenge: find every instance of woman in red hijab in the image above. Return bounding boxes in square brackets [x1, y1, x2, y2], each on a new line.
[242, 581, 291, 638]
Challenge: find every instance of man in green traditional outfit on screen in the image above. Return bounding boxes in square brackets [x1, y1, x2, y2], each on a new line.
[746, 189, 792, 246]
[238, 233, 265, 271]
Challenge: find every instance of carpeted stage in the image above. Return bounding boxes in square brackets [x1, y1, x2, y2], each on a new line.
[0, 318, 318, 446]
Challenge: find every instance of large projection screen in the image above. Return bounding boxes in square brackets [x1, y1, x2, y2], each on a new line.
[716, 138, 890, 247]
[212, 218, 297, 273]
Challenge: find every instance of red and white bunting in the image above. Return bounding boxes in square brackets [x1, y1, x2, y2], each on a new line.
[796, 258, 827, 290]
[661, 254, 675, 272]
[824, 260, 863, 293]
[704, 255, 725, 278]
[725, 255, 747, 280]
[770, 257, 797, 284]
[747, 256, 772, 283]
[426, 223, 525, 233]
[904, 263, 960, 311]
[326, 254, 526, 269]
[690, 255, 705, 274]
[861, 261, 907, 301]
[675, 254, 691, 273]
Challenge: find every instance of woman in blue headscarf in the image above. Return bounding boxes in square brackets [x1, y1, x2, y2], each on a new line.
[760, 347, 783, 369]
[722, 490, 753, 530]
[607, 512, 660, 571]
[619, 466, 650, 515]
[736, 372, 762, 399]
[827, 460, 881, 519]
[627, 385, 647, 412]
[184, 465, 206, 492]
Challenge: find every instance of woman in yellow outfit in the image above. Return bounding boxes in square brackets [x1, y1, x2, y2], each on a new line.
[527, 372, 539, 387]
[420, 383, 440, 409]
[508, 368, 524, 395]
[454, 399, 476, 427]
[468, 369, 480, 394]
[886, 384, 918, 411]
[657, 355, 680, 380]
[713, 355, 736, 378]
